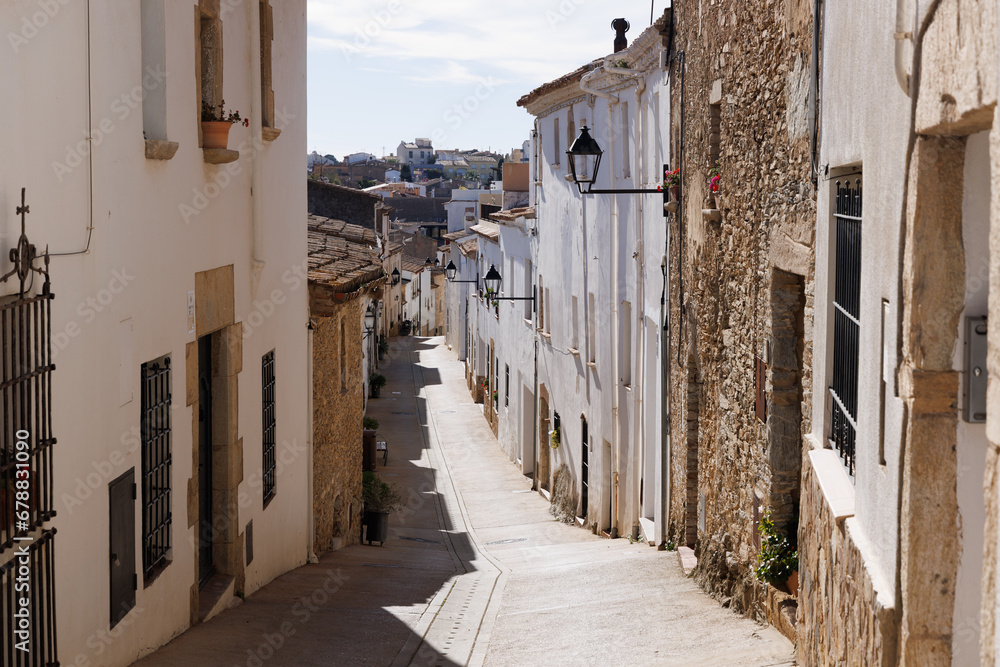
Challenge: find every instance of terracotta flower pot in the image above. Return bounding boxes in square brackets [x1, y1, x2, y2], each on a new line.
[669, 185, 680, 201]
[201, 121, 232, 149]
[785, 570, 799, 596]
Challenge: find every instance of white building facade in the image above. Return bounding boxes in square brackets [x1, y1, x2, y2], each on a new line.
[0, 1, 309, 664]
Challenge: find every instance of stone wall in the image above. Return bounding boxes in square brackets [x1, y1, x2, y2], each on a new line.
[668, 0, 816, 620]
[312, 298, 364, 553]
[797, 459, 897, 665]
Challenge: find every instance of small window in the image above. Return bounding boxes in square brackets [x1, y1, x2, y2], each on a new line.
[141, 0, 168, 141]
[553, 117, 561, 165]
[141, 355, 172, 581]
[262, 350, 276, 504]
[621, 302, 632, 385]
[567, 106, 576, 154]
[197, 0, 224, 144]
[505, 364, 510, 407]
[409, 151, 413, 158]
[259, 1, 275, 130]
[621, 102, 631, 179]
[588, 293, 596, 363]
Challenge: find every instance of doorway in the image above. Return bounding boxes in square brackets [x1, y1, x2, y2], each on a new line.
[197, 334, 214, 588]
[580, 417, 589, 520]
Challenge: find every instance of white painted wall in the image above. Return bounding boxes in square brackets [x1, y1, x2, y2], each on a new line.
[0, 1, 309, 663]
[811, 0, 913, 602]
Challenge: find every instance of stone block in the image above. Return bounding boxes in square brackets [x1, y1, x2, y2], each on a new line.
[195, 265, 235, 336]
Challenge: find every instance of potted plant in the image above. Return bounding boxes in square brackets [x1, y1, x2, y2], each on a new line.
[657, 167, 681, 201]
[549, 424, 561, 449]
[201, 100, 249, 149]
[363, 416, 379, 432]
[369, 372, 387, 398]
[377, 337, 389, 360]
[754, 511, 799, 595]
[362, 471, 403, 545]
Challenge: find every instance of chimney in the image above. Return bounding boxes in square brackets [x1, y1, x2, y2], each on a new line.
[612, 18, 630, 53]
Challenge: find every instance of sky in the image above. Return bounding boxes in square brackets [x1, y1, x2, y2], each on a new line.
[306, 0, 668, 160]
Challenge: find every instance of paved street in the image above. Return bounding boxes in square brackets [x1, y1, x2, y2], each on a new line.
[139, 336, 794, 667]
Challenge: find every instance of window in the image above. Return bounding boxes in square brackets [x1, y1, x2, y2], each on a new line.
[262, 350, 276, 504]
[141, 0, 168, 141]
[259, 1, 275, 131]
[524, 259, 533, 321]
[505, 364, 510, 407]
[621, 301, 632, 385]
[829, 176, 862, 476]
[545, 288, 551, 335]
[709, 102, 722, 167]
[553, 117, 560, 165]
[621, 102, 631, 179]
[588, 293, 596, 363]
[567, 105, 576, 154]
[197, 0, 223, 145]
[538, 275, 545, 331]
[572, 295, 579, 350]
[409, 151, 413, 158]
[141, 355, 172, 580]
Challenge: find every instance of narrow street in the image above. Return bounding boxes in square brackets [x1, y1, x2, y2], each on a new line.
[138, 336, 794, 667]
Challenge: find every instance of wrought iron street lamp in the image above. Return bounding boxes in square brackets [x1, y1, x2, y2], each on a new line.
[444, 260, 479, 287]
[482, 264, 535, 305]
[363, 302, 377, 339]
[567, 125, 667, 197]
[390, 268, 400, 285]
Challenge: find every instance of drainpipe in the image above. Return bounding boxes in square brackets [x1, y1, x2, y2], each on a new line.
[609, 101, 621, 538]
[659, 251, 670, 549]
[249, 0, 265, 295]
[580, 68, 620, 104]
[633, 79, 646, 541]
[808, 0, 822, 181]
[894, 0, 912, 95]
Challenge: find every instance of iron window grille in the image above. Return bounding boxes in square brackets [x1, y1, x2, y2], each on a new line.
[2, 528, 57, 665]
[829, 177, 862, 477]
[262, 350, 277, 504]
[141, 356, 172, 580]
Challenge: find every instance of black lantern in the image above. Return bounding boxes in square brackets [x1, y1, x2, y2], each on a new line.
[567, 126, 667, 199]
[390, 267, 400, 285]
[364, 303, 376, 335]
[483, 264, 502, 296]
[566, 126, 603, 194]
[445, 260, 458, 281]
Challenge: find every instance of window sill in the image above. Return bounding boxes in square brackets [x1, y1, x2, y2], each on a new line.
[586, 361, 596, 369]
[145, 139, 179, 160]
[568, 347, 580, 356]
[540, 332, 551, 341]
[204, 148, 240, 164]
[262, 127, 282, 142]
[807, 438, 856, 522]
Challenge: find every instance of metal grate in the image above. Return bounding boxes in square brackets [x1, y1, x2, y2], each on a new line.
[1, 528, 58, 666]
[141, 356, 172, 580]
[262, 350, 276, 503]
[829, 178, 862, 476]
[1, 291, 57, 550]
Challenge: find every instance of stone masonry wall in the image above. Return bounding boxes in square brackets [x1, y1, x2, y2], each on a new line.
[668, 0, 816, 621]
[797, 458, 897, 665]
[312, 299, 364, 553]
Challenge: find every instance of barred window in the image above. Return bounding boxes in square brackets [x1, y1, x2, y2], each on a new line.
[829, 176, 862, 477]
[141, 355, 172, 580]
[262, 350, 276, 504]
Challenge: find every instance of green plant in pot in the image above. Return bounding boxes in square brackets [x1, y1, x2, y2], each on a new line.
[377, 337, 389, 359]
[362, 416, 379, 432]
[755, 511, 799, 595]
[362, 471, 403, 545]
[369, 371, 387, 398]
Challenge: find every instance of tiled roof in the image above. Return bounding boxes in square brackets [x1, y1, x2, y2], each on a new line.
[488, 206, 536, 222]
[442, 230, 472, 241]
[307, 214, 384, 294]
[457, 239, 478, 257]
[401, 258, 428, 273]
[517, 61, 598, 108]
[385, 241, 404, 255]
[470, 222, 500, 241]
